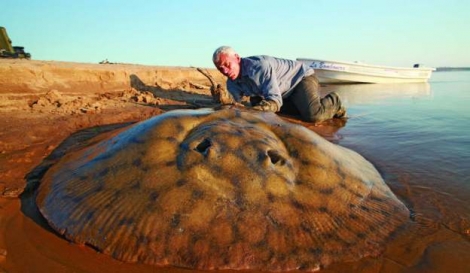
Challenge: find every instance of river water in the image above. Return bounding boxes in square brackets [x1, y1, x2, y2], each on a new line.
[320, 71, 470, 272]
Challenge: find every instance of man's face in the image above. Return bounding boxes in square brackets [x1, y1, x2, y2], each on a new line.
[214, 53, 241, 80]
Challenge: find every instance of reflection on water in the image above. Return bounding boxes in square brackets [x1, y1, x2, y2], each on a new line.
[321, 82, 431, 104]
[322, 71, 470, 272]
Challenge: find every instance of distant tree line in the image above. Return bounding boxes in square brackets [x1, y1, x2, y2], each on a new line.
[436, 67, 470, 71]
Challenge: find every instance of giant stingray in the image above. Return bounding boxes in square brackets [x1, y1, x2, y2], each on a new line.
[36, 108, 409, 271]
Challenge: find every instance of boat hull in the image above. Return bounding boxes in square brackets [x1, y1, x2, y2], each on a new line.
[297, 58, 435, 84]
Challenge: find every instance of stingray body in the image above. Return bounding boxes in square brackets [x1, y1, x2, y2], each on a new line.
[36, 108, 409, 271]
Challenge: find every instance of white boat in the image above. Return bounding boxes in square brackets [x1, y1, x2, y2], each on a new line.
[297, 58, 435, 84]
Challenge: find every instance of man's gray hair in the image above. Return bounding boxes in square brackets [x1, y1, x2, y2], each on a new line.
[212, 46, 237, 64]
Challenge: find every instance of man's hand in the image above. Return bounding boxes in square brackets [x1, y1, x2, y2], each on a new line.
[252, 100, 279, 112]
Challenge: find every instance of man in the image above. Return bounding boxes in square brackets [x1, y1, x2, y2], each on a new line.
[212, 46, 346, 123]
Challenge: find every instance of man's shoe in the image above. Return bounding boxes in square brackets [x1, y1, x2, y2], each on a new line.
[334, 106, 347, 118]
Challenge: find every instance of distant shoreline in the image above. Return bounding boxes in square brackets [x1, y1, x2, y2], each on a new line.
[435, 67, 470, 72]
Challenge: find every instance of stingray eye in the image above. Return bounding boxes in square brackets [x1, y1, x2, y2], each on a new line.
[195, 138, 212, 155]
[267, 150, 286, 165]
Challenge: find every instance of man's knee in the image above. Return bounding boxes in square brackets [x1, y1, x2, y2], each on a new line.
[300, 75, 319, 90]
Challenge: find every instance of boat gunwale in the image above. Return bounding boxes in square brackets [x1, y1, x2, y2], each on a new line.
[296, 58, 436, 72]
[313, 69, 432, 80]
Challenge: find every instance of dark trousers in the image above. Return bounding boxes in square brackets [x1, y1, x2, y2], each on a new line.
[281, 75, 342, 122]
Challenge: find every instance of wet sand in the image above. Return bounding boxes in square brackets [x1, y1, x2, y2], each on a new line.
[0, 59, 469, 272]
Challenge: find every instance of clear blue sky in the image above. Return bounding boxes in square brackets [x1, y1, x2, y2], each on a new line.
[2, 0, 469, 68]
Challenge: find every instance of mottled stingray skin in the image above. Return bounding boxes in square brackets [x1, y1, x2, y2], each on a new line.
[36, 108, 409, 271]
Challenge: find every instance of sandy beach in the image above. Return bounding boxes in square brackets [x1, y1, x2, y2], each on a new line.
[0, 59, 228, 272]
[1, 59, 469, 273]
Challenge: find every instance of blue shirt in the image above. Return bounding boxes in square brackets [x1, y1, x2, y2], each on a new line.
[226, 55, 314, 107]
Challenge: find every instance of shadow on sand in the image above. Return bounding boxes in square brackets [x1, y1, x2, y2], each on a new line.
[129, 74, 217, 110]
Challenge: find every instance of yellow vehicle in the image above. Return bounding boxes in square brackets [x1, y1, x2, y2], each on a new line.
[0, 26, 31, 59]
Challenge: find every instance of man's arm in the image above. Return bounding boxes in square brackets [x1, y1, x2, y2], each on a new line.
[254, 63, 282, 112]
[226, 80, 243, 102]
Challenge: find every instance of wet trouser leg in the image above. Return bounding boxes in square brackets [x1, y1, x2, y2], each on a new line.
[282, 75, 343, 122]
